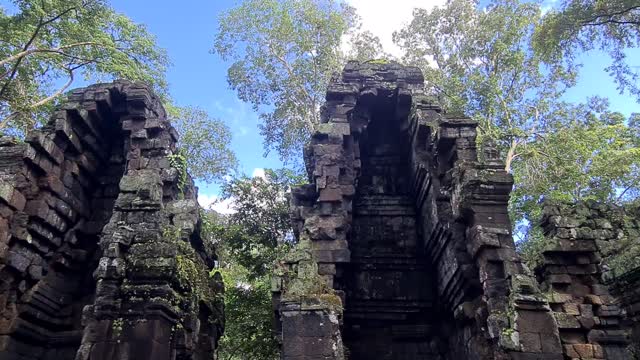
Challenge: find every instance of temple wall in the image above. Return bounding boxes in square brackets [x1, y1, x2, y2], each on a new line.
[612, 268, 640, 358]
[539, 201, 639, 359]
[276, 61, 635, 360]
[0, 81, 223, 360]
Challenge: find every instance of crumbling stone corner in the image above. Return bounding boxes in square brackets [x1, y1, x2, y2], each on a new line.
[0, 81, 224, 360]
[275, 61, 634, 360]
[538, 201, 635, 359]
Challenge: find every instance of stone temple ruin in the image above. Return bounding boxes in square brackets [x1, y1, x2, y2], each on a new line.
[0, 62, 638, 360]
[274, 61, 640, 360]
[0, 82, 223, 360]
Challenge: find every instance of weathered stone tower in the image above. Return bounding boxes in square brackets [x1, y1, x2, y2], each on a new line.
[0, 81, 224, 360]
[274, 61, 632, 359]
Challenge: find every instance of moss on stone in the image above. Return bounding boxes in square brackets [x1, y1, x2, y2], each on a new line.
[167, 151, 188, 197]
[365, 58, 390, 65]
[277, 238, 342, 311]
[161, 224, 223, 328]
[111, 318, 124, 339]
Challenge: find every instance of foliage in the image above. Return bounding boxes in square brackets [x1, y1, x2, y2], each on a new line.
[219, 168, 304, 278]
[167, 151, 188, 196]
[111, 318, 124, 339]
[167, 104, 238, 183]
[394, 0, 577, 173]
[345, 29, 389, 62]
[210, 168, 304, 360]
[199, 207, 226, 257]
[511, 98, 640, 214]
[175, 252, 213, 306]
[0, 0, 169, 134]
[394, 0, 640, 267]
[216, 265, 278, 360]
[512, 99, 640, 265]
[515, 215, 549, 270]
[534, 0, 640, 101]
[212, 0, 385, 163]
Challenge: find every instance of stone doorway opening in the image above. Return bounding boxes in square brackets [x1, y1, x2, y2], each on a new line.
[336, 94, 446, 360]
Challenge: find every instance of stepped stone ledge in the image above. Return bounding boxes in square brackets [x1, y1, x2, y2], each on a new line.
[0, 81, 224, 360]
[274, 61, 638, 360]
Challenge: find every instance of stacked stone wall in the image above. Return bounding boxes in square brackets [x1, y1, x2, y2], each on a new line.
[538, 202, 629, 359]
[0, 81, 223, 360]
[612, 267, 640, 358]
[538, 201, 639, 359]
[276, 61, 569, 360]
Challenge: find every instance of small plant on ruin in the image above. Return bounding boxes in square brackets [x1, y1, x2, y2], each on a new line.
[111, 318, 124, 340]
[365, 58, 390, 65]
[168, 151, 189, 197]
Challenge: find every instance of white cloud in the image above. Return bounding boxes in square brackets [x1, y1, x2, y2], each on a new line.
[198, 193, 236, 215]
[251, 168, 266, 179]
[238, 126, 250, 136]
[212, 99, 254, 137]
[197, 193, 217, 209]
[346, 0, 446, 57]
[197, 168, 268, 215]
[541, 0, 560, 14]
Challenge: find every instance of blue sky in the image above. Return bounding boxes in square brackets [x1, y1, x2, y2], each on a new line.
[106, 0, 638, 211]
[108, 1, 285, 203]
[2, 0, 638, 212]
[110, 0, 288, 212]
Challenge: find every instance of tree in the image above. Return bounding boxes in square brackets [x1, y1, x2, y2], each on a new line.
[211, 168, 304, 360]
[0, 0, 169, 135]
[512, 98, 640, 211]
[394, 0, 640, 269]
[394, 0, 577, 173]
[212, 0, 385, 163]
[219, 168, 303, 277]
[512, 98, 640, 266]
[167, 105, 238, 183]
[0, 1, 237, 184]
[345, 30, 389, 63]
[534, 0, 640, 101]
[215, 258, 279, 360]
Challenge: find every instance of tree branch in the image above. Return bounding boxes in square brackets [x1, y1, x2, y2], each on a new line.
[0, 41, 104, 68]
[266, 42, 318, 132]
[1, 64, 80, 129]
[0, 16, 44, 99]
[579, 5, 640, 26]
[505, 138, 520, 173]
[616, 184, 634, 202]
[0, 3, 81, 99]
[581, 19, 640, 26]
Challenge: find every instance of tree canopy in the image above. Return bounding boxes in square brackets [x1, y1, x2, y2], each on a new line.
[0, 0, 238, 184]
[213, 0, 385, 163]
[534, 0, 640, 101]
[210, 0, 640, 273]
[2, 0, 639, 356]
[211, 169, 303, 360]
[218, 168, 302, 278]
[512, 98, 640, 266]
[391, 0, 640, 266]
[394, 0, 578, 173]
[167, 105, 238, 183]
[0, 0, 169, 134]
